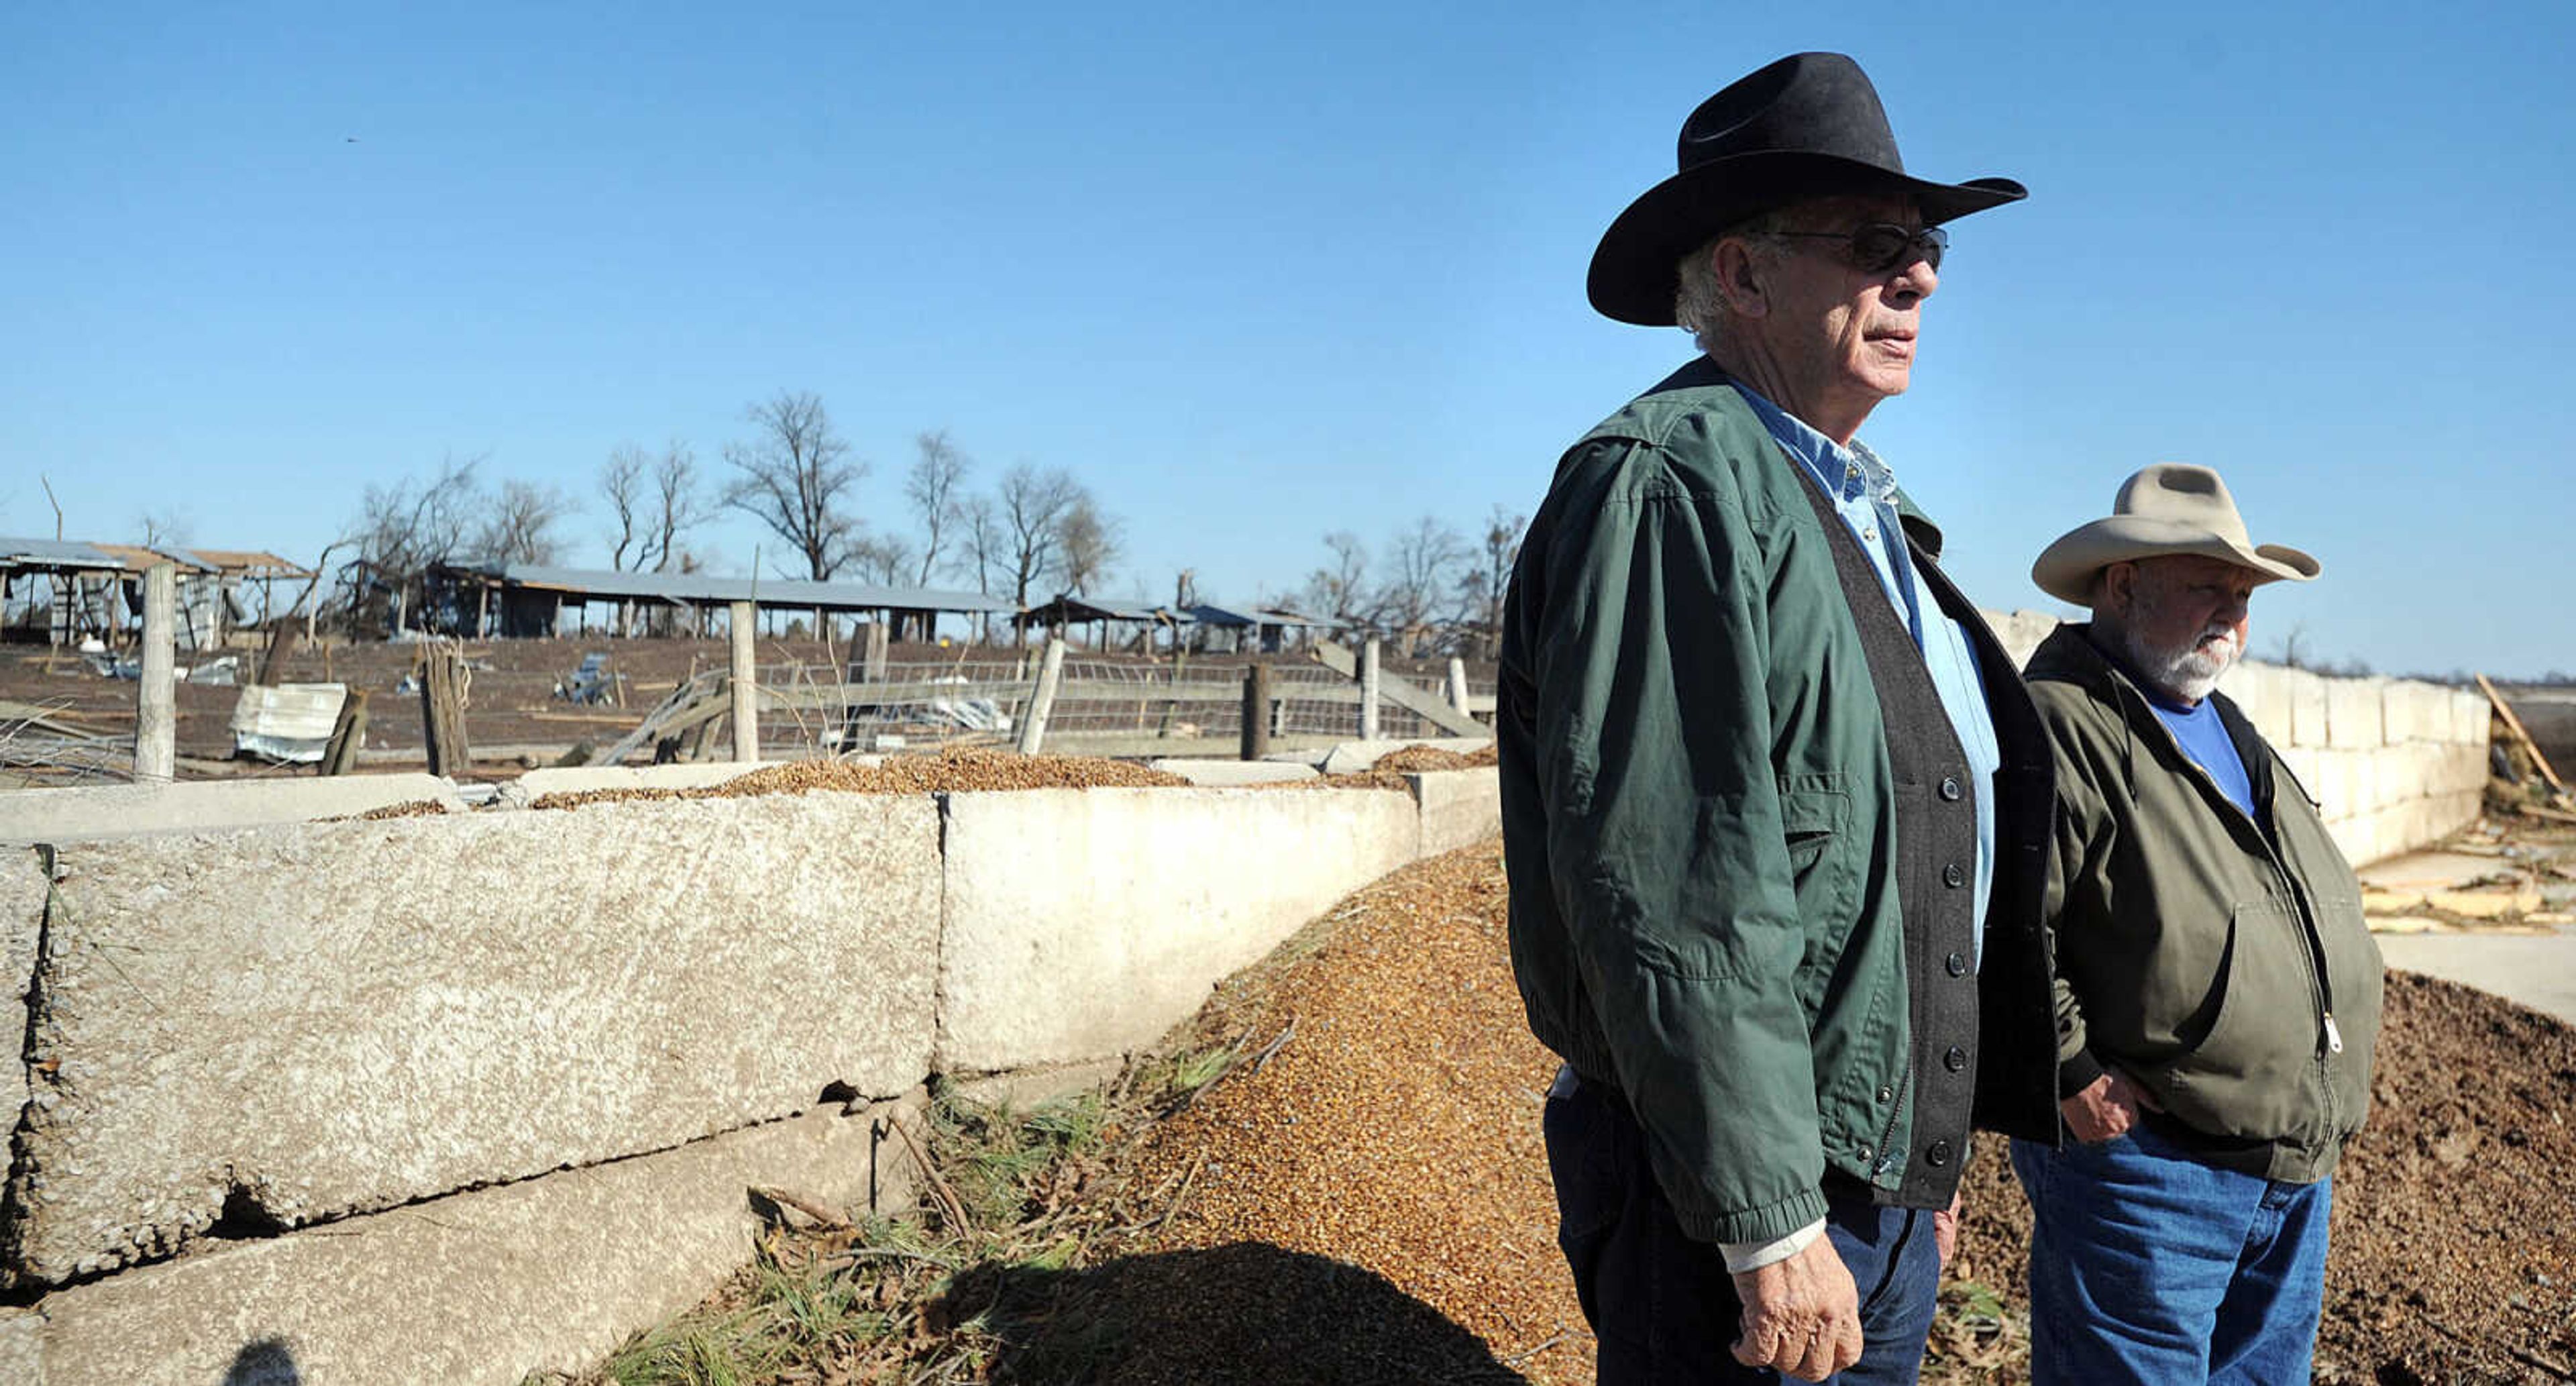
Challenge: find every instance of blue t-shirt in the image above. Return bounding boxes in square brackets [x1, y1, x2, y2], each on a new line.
[2150, 689, 2255, 818]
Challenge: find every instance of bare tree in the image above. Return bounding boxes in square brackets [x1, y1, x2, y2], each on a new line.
[1458, 505, 1526, 658]
[137, 509, 194, 550]
[475, 480, 575, 566]
[645, 443, 711, 573]
[1053, 491, 1122, 596]
[847, 533, 918, 587]
[1298, 531, 1375, 637]
[906, 430, 971, 586]
[345, 451, 486, 631]
[599, 445, 651, 571]
[1380, 516, 1467, 655]
[953, 493, 1002, 596]
[996, 464, 1079, 608]
[722, 390, 866, 580]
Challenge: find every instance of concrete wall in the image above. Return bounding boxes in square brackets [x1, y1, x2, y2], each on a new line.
[0, 751, 1503, 1383]
[940, 787, 1419, 1071]
[19, 796, 942, 1284]
[2223, 665, 2489, 867]
[0, 774, 467, 846]
[1988, 610, 2488, 867]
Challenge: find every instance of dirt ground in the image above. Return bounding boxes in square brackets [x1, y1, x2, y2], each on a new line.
[0, 634, 1483, 784]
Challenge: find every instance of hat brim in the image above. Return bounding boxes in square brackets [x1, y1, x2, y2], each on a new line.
[2030, 516, 2321, 607]
[1587, 151, 2025, 326]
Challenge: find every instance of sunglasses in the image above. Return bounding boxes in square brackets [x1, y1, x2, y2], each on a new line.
[1764, 223, 1947, 274]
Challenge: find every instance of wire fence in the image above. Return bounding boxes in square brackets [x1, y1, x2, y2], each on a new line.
[743, 651, 1495, 759]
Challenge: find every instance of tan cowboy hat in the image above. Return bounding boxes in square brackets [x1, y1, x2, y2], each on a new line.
[2031, 463, 2321, 606]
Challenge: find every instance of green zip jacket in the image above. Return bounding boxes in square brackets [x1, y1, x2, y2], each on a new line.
[2025, 625, 2383, 1183]
[1498, 360, 2059, 1246]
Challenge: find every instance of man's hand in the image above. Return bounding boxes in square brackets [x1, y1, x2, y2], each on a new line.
[1731, 1234, 1862, 1382]
[1933, 1191, 1960, 1270]
[2060, 1070, 2153, 1143]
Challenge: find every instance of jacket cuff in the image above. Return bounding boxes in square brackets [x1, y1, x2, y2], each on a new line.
[1674, 1187, 1831, 1248]
[2056, 1049, 2106, 1099]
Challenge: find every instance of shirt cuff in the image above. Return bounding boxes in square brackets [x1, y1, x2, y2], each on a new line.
[1719, 1218, 1828, 1275]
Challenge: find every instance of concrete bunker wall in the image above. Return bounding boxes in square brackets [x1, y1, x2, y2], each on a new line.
[0, 759, 1501, 1385]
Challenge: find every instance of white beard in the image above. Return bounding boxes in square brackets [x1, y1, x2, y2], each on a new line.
[2113, 622, 2241, 704]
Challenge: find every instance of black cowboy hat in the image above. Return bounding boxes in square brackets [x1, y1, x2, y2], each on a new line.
[1587, 52, 2027, 326]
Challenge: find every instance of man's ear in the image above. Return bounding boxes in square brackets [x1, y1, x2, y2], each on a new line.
[1713, 238, 1769, 320]
[2097, 562, 2135, 613]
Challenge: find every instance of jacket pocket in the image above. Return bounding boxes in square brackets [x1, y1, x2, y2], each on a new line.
[2154, 900, 2320, 1142]
[1778, 778, 1854, 925]
[1779, 779, 1858, 1005]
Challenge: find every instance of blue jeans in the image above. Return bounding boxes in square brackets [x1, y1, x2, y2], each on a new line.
[1544, 1066, 1944, 1385]
[2009, 1122, 2332, 1385]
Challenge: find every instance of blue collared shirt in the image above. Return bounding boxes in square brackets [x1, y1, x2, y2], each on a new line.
[1736, 384, 2002, 963]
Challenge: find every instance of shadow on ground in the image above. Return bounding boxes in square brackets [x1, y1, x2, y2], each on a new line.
[934, 1241, 1535, 1385]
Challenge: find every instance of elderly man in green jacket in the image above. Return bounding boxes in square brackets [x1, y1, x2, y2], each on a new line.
[1498, 53, 2062, 1384]
[2013, 464, 2383, 1383]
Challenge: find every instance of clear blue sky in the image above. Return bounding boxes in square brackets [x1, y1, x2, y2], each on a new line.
[6, 1, 2571, 675]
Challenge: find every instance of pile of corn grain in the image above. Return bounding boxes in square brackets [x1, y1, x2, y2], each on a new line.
[1297, 741, 1501, 791]
[1110, 841, 1591, 1383]
[528, 749, 1191, 811]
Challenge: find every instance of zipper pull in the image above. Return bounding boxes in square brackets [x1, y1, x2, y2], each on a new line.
[2323, 1012, 2345, 1055]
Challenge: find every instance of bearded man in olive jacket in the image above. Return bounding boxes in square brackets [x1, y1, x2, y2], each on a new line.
[2015, 463, 2384, 1384]
[1497, 53, 2061, 1385]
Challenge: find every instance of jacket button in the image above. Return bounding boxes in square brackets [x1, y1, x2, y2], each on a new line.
[1945, 951, 1968, 977]
[1939, 776, 1963, 802]
[1943, 863, 1966, 888]
[1926, 1139, 1953, 1167]
[1876, 1085, 1895, 1104]
[1857, 1144, 1874, 1164]
[1944, 1045, 1968, 1072]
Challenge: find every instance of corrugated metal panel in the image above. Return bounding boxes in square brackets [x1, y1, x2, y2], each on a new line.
[185, 547, 312, 577]
[1186, 603, 1260, 627]
[90, 542, 218, 574]
[229, 684, 347, 763]
[0, 535, 123, 568]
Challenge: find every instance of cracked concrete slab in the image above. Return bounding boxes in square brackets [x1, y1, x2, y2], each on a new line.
[938, 786, 1419, 1071]
[4, 847, 44, 1133]
[0, 774, 467, 846]
[29, 1096, 918, 1386]
[12, 793, 939, 1285]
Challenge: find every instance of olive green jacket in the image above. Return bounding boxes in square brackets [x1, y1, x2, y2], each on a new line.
[2027, 625, 2383, 1181]
[1497, 360, 2059, 1246]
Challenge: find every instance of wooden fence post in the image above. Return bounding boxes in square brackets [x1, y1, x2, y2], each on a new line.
[841, 619, 892, 747]
[322, 688, 371, 776]
[1358, 637, 1382, 741]
[729, 600, 759, 763]
[1241, 662, 1272, 761]
[136, 562, 176, 783]
[1016, 636, 1067, 754]
[421, 645, 472, 778]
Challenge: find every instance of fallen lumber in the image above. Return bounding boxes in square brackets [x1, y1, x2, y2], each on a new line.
[2478, 673, 2568, 795]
